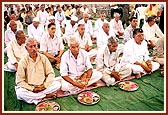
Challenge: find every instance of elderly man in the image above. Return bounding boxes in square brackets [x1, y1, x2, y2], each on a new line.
[4, 30, 27, 72]
[62, 15, 78, 43]
[123, 17, 138, 44]
[142, 16, 164, 48]
[96, 22, 116, 50]
[110, 13, 124, 38]
[78, 13, 94, 41]
[27, 17, 44, 47]
[96, 36, 132, 86]
[93, 12, 108, 39]
[15, 38, 61, 105]
[120, 28, 160, 78]
[73, 23, 97, 59]
[7, 14, 23, 30]
[60, 37, 102, 93]
[5, 20, 17, 46]
[40, 23, 64, 69]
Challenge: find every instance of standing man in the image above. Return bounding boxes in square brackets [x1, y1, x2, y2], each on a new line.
[15, 38, 61, 104]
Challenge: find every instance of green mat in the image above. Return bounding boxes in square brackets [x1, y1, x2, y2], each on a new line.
[3, 69, 164, 111]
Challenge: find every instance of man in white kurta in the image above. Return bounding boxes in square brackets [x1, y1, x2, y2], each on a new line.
[93, 12, 108, 38]
[15, 38, 61, 105]
[62, 16, 78, 43]
[96, 22, 116, 50]
[27, 17, 44, 43]
[60, 37, 102, 93]
[142, 16, 164, 46]
[110, 13, 124, 38]
[36, 5, 49, 26]
[96, 36, 132, 86]
[5, 30, 27, 72]
[5, 20, 17, 46]
[73, 24, 97, 58]
[120, 28, 160, 78]
[78, 13, 94, 40]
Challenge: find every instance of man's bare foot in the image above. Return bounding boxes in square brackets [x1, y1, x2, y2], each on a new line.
[45, 93, 57, 98]
[135, 73, 141, 79]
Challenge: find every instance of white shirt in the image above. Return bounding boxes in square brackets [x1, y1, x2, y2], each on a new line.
[110, 19, 124, 36]
[80, 7, 89, 14]
[78, 19, 93, 36]
[4, 28, 16, 46]
[96, 47, 120, 74]
[40, 32, 64, 56]
[142, 23, 164, 41]
[96, 29, 116, 49]
[7, 39, 27, 64]
[63, 20, 78, 36]
[37, 10, 49, 25]
[27, 23, 44, 42]
[94, 18, 108, 37]
[121, 39, 150, 64]
[123, 24, 134, 44]
[55, 11, 66, 25]
[60, 49, 93, 77]
[73, 31, 92, 48]
[7, 20, 23, 31]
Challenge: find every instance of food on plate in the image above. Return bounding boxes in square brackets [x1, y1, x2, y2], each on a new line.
[83, 96, 93, 104]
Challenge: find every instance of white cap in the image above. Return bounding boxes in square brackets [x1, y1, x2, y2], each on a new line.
[33, 17, 40, 22]
[71, 16, 78, 22]
[48, 16, 55, 20]
[78, 20, 85, 26]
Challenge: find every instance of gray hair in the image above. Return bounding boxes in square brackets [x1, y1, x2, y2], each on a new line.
[68, 36, 79, 47]
[114, 13, 120, 17]
[25, 38, 37, 46]
[15, 30, 24, 39]
[107, 36, 119, 46]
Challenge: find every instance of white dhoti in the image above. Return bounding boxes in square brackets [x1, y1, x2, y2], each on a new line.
[102, 64, 132, 86]
[131, 61, 160, 74]
[61, 69, 102, 93]
[15, 80, 61, 105]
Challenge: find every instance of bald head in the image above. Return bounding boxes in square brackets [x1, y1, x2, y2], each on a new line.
[9, 20, 17, 31]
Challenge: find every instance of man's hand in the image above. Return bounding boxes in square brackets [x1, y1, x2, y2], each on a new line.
[54, 56, 61, 64]
[33, 85, 46, 93]
[111, 71, 120, 81]
[14, 63, 18, 69]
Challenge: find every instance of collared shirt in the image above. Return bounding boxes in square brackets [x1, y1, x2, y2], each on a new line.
[16, 52, 55, 91]
[96, 29, 116, 49]
[142, 23, 164, 41]
[96, 47, 120, 74]
[7, 39, 27, 64]
[121, 39, 150, 64]
[27, 23, 44, 42]
[123, 24, 134, 44]
[40, 32, 64, 56]
[55, 11, 66, 22]
[78, 19, 93, 36]
[110, 19, 124, 35]
[4, 28, 16, 46]
[60, 49, 93, 77]
[73, 31, 92, 48]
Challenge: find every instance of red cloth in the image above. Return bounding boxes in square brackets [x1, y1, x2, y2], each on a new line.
[149, 4, 153, 11]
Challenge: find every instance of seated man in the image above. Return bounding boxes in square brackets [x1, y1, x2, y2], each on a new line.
[73, 23, 97, 62]
[60, 37, 102, 93]
[4, 30, 27, 72]
[15, 38, 61, 105]
[142, 16, 164, 48]
[120, 28, 160, 78]
[40, 23, 64, 69]
[96, 36, 132, 86]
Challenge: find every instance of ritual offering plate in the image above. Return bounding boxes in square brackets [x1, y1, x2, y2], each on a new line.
[77, 91, 100, 105]
[35, 101, 60, 111]
[118, 81, 139, 91]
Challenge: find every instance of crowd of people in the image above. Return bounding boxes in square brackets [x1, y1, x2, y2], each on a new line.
[3, 3, 164, 105]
